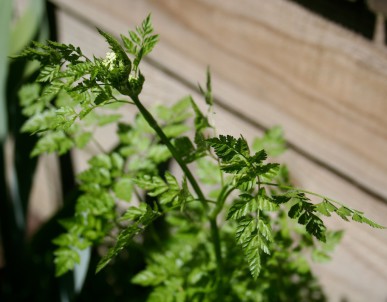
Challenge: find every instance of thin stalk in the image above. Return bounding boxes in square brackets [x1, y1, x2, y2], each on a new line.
[255, 176, 261, 229]
[130, 95, 206, 205]
[210, 218, 223, 297]
[208, 103, 224, 187]
[128, 94, 224, 290]
[260, 182, 345, 207]
[211, 184, 234, 220]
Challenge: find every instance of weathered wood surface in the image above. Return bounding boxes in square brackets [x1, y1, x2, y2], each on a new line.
[50, 0, 387, 202]
[45, 1, 387, 301]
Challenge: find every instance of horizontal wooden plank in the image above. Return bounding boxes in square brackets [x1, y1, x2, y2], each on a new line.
[55, 9, 387, 302]
[50, 0, 387, 201]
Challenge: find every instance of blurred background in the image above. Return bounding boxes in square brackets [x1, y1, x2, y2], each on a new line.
[1, 0, 387, 301]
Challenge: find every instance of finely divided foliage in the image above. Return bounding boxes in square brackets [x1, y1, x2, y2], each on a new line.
[16, 15, 384, 301]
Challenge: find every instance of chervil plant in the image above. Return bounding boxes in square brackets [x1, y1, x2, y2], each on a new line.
[15, 15, 385, 301]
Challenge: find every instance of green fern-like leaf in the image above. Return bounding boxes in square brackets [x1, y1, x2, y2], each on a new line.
[257, 188, 279, 211]
[96, 204, 160, 272]
[113, 178, 133, 202]
[227, 194, 258, 220]
[121, 14, 158, 71]
[131, 269, 166, 287]
[315, 200, 385, 229]
[134, 174, 169, 196]
[98, 28, 131, 68]
[63, 61, 96, 81]
[352, 213, 386, 229]
[227, 189, 275, 279]
[315, 199, 337, 217]
[173, 136, 206, 163]
[18, 83, 42, 116]
[15, 40, 85, 67]
[54, 247, 81, 277]
[286, 194, 327, 242]
[208, 135, 250, 162]
[45, 40, 85, 63]
[37, 64, 60, 82]
[14, 41, 60, 65]
[31, 131, 74, 156]
[235, 216, 272, 279]
[134, 172, 193, 208]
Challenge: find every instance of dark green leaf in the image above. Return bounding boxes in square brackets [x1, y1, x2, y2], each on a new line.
[288, 202, 302, 219]
[306, 215, 326, 242]
[207, 135, 249, 162]
[271, 195, 290, 205]
[173, 136, 197, 163]
[298, 212, 310, 225]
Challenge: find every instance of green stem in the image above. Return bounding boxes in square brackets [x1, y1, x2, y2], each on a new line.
[129, 94, 224, 290]
[260, 182, 345, 207]
[255, 176, 261, 229]
[211, 184, 234, 219]
[209, 185, 236, 297]
[130, 95, 206, 204]
[210, 218, 223, 296]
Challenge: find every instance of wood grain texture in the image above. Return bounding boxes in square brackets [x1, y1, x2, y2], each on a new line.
[50, 0, 387, 201]
[54, 8, 387, 302]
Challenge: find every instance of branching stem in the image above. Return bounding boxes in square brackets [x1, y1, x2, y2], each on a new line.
[211, 184, 234, 219]
[130, 95, 206, 203]
[129, 94, 224, 292]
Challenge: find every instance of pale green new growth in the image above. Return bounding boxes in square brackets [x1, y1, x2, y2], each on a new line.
[16, 14, 385, 301]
